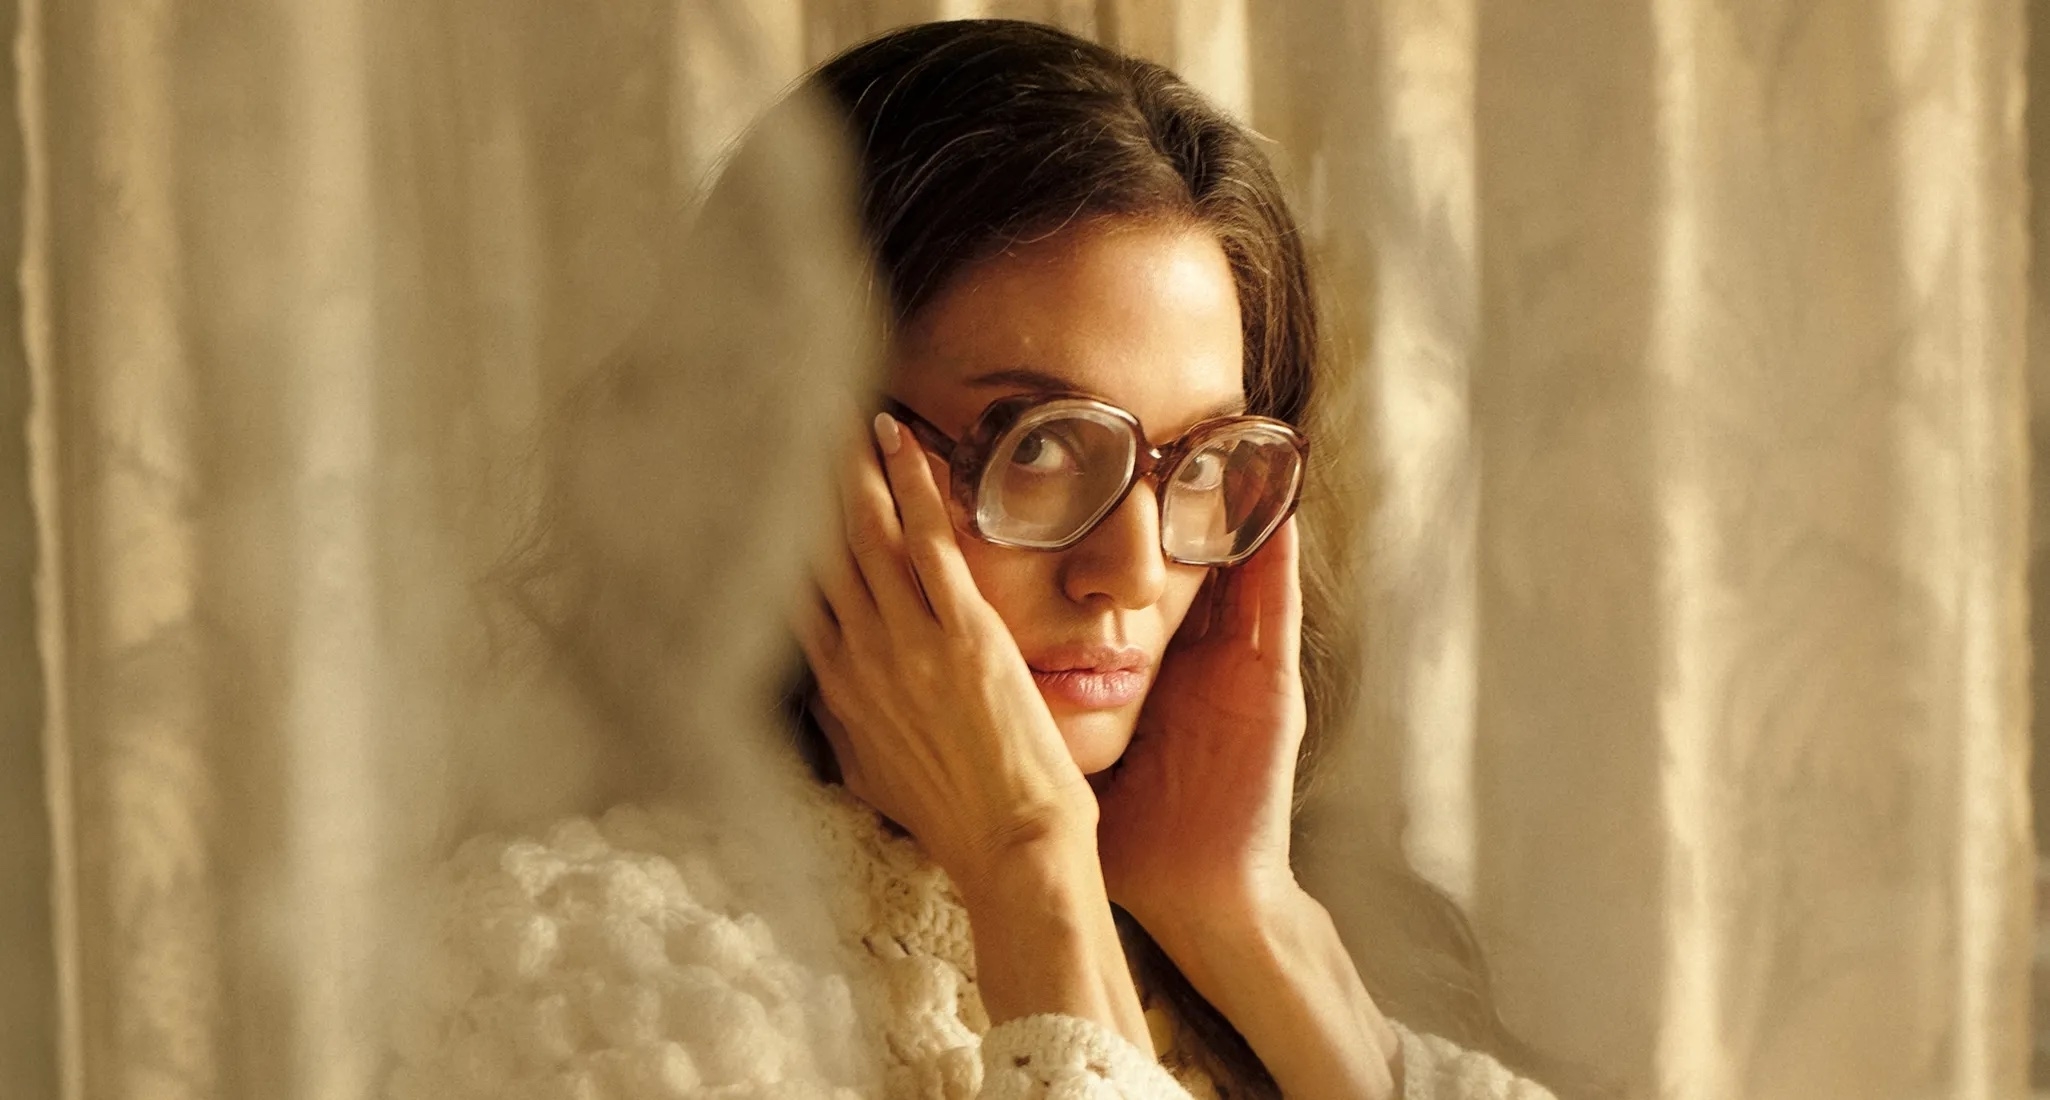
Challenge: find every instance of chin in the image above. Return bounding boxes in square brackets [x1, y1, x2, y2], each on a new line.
[1051, 707, 1139, 776]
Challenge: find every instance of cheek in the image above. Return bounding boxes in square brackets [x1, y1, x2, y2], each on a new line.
[953, 539, 1062, 634]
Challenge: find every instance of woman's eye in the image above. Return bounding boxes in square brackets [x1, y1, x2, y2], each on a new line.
[1175, 451, 1227, 492]
[1009, 429, 1080, 474]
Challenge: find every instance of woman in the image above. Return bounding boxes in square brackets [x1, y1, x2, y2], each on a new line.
[392, 19, 1565, 1100]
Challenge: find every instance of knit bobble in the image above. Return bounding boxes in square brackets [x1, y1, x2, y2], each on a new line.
[478, 912, 560, 983]
[590, 980, 663, 1047]
[520, 992, 582, 1067]
[667, 912, 761, 972]
[499, 840, 568, 897]
[656, 964, 792, 1085]
[546, 867, 610, 914]
[591, 1041, 702, 1099]
[657, 964, 736, 1034]
[637, 855, 696, 911]
[884, 954, 960, 1017]
[934, 1045, 981, 1099]
[735, 953, 809, 1008]
[593, 862, 655, 914]
[1045, 1067, 1122, 1100]
[691, 992, 785, 1086]
[606, 916, 671, 976]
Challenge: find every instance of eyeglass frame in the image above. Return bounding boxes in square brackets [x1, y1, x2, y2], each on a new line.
[879, 391, 1309, 567]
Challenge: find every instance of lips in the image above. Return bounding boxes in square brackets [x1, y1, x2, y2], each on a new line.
[1026, 645, 1151, 710]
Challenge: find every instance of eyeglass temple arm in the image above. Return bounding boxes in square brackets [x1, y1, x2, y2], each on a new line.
[878, 397, 959, 460]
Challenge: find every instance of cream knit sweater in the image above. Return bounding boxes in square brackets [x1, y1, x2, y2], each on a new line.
[386, 779, 1556, 1100]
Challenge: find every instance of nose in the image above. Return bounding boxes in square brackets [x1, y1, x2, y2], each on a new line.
[1058, 480, 1169, 610]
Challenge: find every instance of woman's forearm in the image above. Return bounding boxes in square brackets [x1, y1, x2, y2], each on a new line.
[1147, 885, 1401, 1100]
[954, 835, 1155, 1055]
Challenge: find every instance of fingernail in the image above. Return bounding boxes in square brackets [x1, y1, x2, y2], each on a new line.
[873, 412, 902, 455]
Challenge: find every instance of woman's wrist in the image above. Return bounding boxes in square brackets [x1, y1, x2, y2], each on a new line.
[953, 833, 1154, 1055]
[950, 826, 1098, 916]
[1115, 861, 1298, 945]
[1135, 874, 1305, 996]
[944, 795, 1100, 901]
[1142, 883, 1402, 1100]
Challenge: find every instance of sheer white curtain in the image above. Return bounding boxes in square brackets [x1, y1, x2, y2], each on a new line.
[2, 1, 2032, 1098]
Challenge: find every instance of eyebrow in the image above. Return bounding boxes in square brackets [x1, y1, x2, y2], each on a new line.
[964, 366, 1249, 422]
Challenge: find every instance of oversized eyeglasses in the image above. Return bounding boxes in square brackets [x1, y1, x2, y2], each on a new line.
[881, 392, 1308, 567]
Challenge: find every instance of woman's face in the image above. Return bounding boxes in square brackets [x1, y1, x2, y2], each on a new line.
[889, 220, 1246, 775]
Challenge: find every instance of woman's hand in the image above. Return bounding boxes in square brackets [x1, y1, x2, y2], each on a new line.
[792, 413, 1098, 887]
[1095, 517, 1309, 925]
[793, 413, 1152, 1052]
[1096, 519, 1404, 1097]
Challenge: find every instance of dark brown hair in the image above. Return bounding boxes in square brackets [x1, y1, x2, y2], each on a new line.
[787, 19, 1583, 1098]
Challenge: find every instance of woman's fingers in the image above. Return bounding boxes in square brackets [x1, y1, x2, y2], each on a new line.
[839, 419, 932, 626]
[810, 506, 880, 638]
[873, 412, 983, 630]
[1216, 517, 1300, 658]
[1250, 518, 1302, 660]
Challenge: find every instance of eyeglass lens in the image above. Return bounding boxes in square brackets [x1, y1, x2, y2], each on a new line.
[974, 405, 1136, 544]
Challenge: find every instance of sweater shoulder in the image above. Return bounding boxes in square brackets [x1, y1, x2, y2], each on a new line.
[388, 804, 873, 1098]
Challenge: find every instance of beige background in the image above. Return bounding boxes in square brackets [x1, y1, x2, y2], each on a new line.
[1, 1, 2036, 1098]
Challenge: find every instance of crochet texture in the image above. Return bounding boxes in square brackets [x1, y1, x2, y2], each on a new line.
[385, 780, 1555, 1100]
